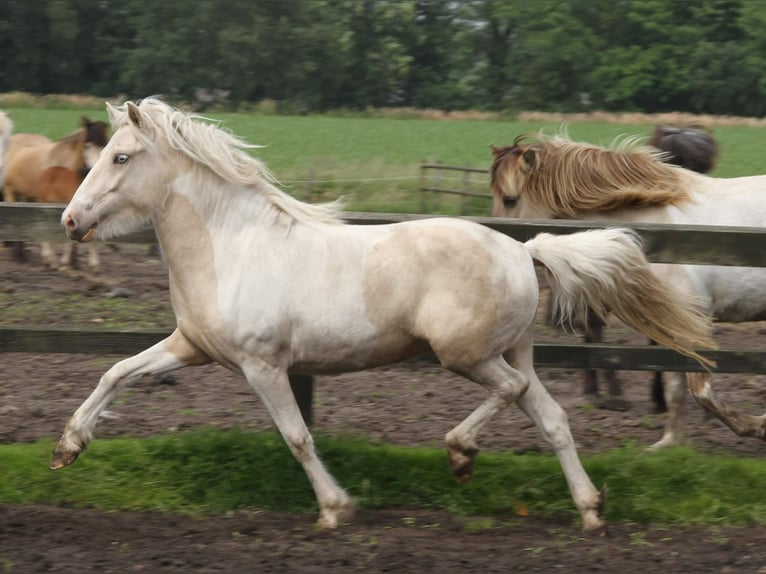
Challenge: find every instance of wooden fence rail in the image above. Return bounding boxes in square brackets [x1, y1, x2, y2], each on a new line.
[2, 202, 766, 422]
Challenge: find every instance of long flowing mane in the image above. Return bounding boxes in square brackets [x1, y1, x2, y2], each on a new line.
[494, 133, 694, 217]
[110, 98, 341, 225]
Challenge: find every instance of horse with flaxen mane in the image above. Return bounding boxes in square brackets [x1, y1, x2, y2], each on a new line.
[648, 125, 719, 174]
[49, 98, 716, 532]
[490, 133, 766, 449]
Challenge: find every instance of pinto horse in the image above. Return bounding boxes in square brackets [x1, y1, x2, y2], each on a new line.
[490, 133, 766, 448]
[52, 98, 714, 531]
[3, 116, 109, 268]
[648, 125, 719, 174]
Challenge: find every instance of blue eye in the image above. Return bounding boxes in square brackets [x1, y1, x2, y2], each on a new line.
[114, 153, 129, 164]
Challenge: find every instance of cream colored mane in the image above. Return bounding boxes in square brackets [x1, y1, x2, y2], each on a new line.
[498, 134, 693, 217]
[109, 98, 341, 225]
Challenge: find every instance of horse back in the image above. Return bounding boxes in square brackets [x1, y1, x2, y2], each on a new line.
[4, 132, 84, 198]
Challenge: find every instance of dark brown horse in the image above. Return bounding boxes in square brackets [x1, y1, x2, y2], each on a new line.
[648, 125, 719, 174]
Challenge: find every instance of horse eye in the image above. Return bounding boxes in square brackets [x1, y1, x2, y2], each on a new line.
[503, 196, 518, 208]
[113, 153, 129, 164]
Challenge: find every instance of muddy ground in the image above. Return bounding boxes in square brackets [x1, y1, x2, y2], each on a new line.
[1, 243, 765, 573]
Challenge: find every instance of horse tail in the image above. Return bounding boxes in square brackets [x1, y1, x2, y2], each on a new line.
[523, 228, 716, 368]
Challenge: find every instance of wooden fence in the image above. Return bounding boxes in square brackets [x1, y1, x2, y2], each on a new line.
[418, 163, 490, 215]
[2, 202, 766, 422]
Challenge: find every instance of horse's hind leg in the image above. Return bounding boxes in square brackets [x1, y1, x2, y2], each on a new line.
[444, 355, 530, 482]
[512, 341, 605, 531]
[242, 360, 354, 529]
[687, 373, 766, 440]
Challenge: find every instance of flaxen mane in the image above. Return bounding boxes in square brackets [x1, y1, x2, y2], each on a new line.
[496, 134, 693, 217]
[110, 98, 341, 225]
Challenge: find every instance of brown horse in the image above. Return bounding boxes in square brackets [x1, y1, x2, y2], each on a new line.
[3, 116, 108, 202]
[648, 125, 719, 174]
[2, 116, 109, 268]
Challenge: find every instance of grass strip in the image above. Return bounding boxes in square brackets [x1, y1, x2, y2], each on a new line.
[1, 428, 764, 526]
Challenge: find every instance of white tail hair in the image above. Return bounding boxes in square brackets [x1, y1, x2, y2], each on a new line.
[524, 228, 715, 368]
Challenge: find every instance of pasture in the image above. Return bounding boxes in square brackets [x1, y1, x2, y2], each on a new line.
[4, 107, 766, 213]
[2, 105, 766, 572]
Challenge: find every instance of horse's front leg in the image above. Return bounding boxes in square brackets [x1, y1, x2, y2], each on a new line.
[50, 329, 210, 469]
[242, 360, 354, 528]
[87, 243, 100, 272]
[41, 241, 59, 269]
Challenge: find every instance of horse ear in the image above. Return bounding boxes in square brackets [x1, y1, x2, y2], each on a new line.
[80, 116, 93, 128]
[522, 148, 538, 171]
[106, 102, 119, 125]
[126, 102, 144, 129]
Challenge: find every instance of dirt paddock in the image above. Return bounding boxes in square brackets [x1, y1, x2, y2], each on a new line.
[1, 243, 765, 573]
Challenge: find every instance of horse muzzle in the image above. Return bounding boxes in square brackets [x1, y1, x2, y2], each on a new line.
[62, 209, 98, 242]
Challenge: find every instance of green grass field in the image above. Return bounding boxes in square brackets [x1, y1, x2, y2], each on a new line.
[5, 107, 766, 214]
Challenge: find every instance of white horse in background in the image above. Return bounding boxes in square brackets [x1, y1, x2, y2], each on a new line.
[0, 110, 12, 188]
[490, 133, 766, 448]
[52, 98, 714, 532]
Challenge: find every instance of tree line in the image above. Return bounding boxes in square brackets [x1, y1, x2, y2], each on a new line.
[2, 0, 765, 116]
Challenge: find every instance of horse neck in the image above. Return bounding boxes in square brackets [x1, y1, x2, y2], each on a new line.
[49, 130, 87, 169]
[154, 172, 287, 267]
[152, 172, 309, 325]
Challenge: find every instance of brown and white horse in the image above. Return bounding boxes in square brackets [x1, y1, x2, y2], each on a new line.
[3, 116, 109, 269]
[50, 98, 714, 531]
[490, 133, 766, 448]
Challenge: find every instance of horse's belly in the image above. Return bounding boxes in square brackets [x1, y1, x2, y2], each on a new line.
[288, 322, 430, 374]
[693, 266, 766, 322]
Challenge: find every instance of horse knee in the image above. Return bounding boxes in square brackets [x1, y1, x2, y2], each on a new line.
[537, 402, 573, 449]
[495, 375, 529, 405]
[285, 432, 315, 462]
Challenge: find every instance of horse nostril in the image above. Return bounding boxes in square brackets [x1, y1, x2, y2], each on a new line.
[63, 213, 77, 231]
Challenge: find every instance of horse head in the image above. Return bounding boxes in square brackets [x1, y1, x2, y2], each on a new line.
[648, 125, 719, 174]
[491, 134, 693, 220]
[80, 116, 110, 169]
[489, 137, 549, 218]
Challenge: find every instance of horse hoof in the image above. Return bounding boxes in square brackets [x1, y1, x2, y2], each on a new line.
[583, 517, 608, 536]
[451, 458, 475, 483]
[316, 498, 356, 529]
[49, 448, 80, 470]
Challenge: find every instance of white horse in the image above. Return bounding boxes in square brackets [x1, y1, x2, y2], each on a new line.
[52, 99, 715, 531]
[490, 133, 766, 448]
[0, 110, 12, 188]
